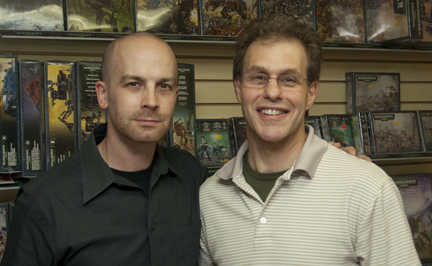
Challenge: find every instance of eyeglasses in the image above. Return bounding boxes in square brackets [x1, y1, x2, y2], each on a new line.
[243, 73, 308, 89]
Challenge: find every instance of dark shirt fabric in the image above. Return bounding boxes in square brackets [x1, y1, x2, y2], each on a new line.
[1, 123, 207, 266]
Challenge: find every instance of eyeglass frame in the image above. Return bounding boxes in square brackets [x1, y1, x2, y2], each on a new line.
[242, 72, 310, 89]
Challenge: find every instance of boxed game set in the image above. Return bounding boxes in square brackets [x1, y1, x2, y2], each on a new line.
[44, 61, 76, 170]
[196, 119, 232, 166]
[321, 114, 355, 148]
[65, 0, 135, 34]
[358, 112, 372, 154]
[136, 0, 200, 35]
[228, 116, 247, 157]
[168, 63, 196, 155]
[315, 0, 365, 43]
[305, 115, 323, 139]
[75, 61, 105, 148]
[0, 0, 64, 32]
[0, 54, 20, 173]
[200, 0, 258, 37]
[346, 72, 401, 114]
[364, 0, 423, 43]
[392, 173, 432, 264]
[19, 60, 44, 177]
[418, 110, 432, 151]
[259, 0, 316, 29]
[349, 114, 366, 155]
[368, 111, 423, 154]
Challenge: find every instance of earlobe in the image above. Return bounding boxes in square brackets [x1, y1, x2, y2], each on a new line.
[96, 81, 108, 109]
[306, 81, 319, 110]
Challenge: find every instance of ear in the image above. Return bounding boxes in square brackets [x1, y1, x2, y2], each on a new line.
[175, 86, 179, 98]
[96, 80, 108, 110]
[306, 81, 319, 111]
[234, 77, 242, 104]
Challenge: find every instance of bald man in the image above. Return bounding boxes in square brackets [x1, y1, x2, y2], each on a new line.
[1, 33, 207, 266]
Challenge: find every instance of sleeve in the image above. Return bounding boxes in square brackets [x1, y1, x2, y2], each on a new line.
[1, 191, 56, 266]
[355, 180, 421, 266]
[198, 215, 215, 266]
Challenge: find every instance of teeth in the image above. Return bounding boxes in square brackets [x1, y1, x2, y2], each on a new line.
[260, 109, 284, 115]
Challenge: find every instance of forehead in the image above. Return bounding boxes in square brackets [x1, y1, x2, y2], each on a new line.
[243, 39, 308, 74]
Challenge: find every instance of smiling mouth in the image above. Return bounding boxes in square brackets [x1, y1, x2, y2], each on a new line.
[259, 109, 288, 116]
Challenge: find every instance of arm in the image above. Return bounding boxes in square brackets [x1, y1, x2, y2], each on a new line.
[198, 218, 215, 266]
[1, 191, 55, 266]
[355, 180, 420, 265]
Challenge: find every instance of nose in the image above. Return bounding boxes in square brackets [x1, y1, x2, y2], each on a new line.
[141, 86, 159, 110]
[263, 77, 282, 101]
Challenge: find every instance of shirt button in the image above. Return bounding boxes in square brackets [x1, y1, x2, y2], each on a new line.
[260, 217, 267, 223]
[152, 224, 156, 230]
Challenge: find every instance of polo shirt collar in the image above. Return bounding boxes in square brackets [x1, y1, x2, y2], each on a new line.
[217, 125, 328, 180]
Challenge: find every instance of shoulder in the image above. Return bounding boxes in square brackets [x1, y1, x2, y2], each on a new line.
[17, 155, 82, 211]
[158, 146, 204, 182]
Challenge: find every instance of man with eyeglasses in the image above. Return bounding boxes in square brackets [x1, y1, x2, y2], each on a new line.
[199, 15, 420, 265]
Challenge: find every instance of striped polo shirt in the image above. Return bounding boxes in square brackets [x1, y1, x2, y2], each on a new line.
[199, 126, 420, 266]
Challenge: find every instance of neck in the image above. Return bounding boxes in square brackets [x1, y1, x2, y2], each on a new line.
[97, 128, 156, 172]
[246, 128, 307, 174]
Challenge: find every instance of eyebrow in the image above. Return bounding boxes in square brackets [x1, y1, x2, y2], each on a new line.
[119, 75, 177, 85]
[245, 65, 303, 76]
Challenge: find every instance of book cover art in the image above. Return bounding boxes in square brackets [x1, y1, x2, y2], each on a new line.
[350, 114, 365, 155]
[0, 0, 64, 31]
[66, 0, 135, 33]
[259, 0, 315, 29]
[316, 0, 365, 43]
[369, 111, 422, 154]
[419, 110, 432, 151]
[44, 61, 76, 170]
[392, 174, 432, 263]
[196, 119, 232, 166]
[19, 60, 44, 177]
[421, 0, 432, 43]
[200, 0, 258, 36]
[228, 116, 247, 157]
[323, 115, 355, 148]
[136, 0, 199, 34]
[75, 61, 105, 148]
[169, 63, 196, 156]
[0, 55, 20, 173]
[358, 112, 372, 154]
[346, 72, 400, 113]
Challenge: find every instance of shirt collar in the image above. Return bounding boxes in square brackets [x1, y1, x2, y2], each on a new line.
[217, 125, 328, 180]
[80, 123, 177, 205]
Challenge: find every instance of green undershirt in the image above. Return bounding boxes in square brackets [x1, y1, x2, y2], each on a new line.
[243, 151, 287, 203]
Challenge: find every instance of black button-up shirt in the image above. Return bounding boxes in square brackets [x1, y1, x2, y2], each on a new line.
[1, 124, 207, 266]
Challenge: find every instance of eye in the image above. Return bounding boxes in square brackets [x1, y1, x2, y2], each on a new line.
[128, 82, 139, 87]
[279, 75, 298, 86]
[158, 83, 173, 90]
[250, 73, 268, 84]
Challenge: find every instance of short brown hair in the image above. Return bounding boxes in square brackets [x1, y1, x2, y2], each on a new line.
[233, 15, 322, 85]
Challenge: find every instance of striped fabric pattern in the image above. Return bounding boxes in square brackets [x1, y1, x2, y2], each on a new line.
[199, 138, 420, 266]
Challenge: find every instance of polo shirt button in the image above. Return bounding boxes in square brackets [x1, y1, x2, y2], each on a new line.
[260, 217, 267, 223]
[152, 224, 156, 230]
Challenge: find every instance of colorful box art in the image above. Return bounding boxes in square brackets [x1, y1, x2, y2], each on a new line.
[365, 0, 422, 43]
[0, 202, 11, 263]
[200, 0, 258, 36]
[0, 0, 64, 31]
[44, 61, 76, 170]
[19, 60, 44, 177]
[75, 61, 105, 148]
[368, 111, 422, 154]
[196, 119, 232, 166]
[305, 115, 323, 139]
[66, 0, 135, 33]
[346, 72, 400, 114]
[321, 115, 355, 148]
[392, 173, 432, 263]
[0, 54, 20, 173]
[316, 0, 365, 43]
[136, 0, 199, 34]
[168, 63, 196, 155]
[259, 0, 316, 29]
